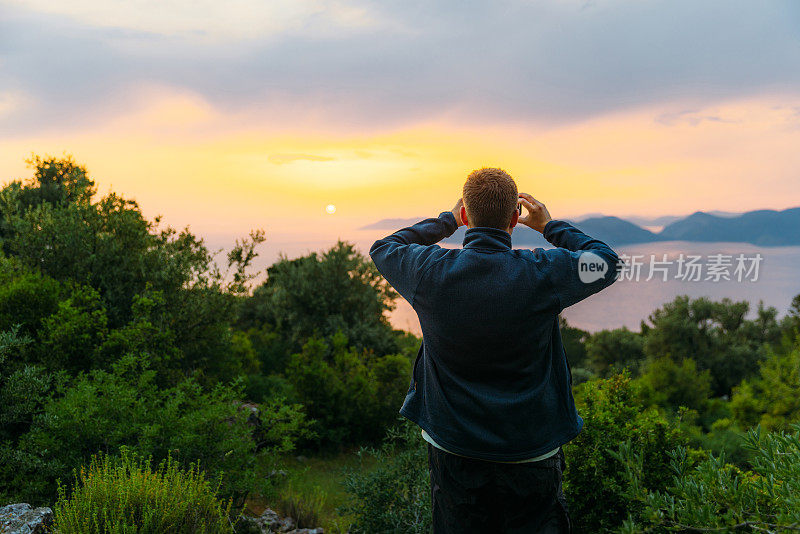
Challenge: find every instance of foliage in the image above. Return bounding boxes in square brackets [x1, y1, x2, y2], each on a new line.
[286, 333, 410, 448]
[240, 242, 400, 357]
[1, 354, 310, 506]
[586, 327, 644, 377]
[730, 341, 800, 431]
[564, 373, 688, 533]
[637, 356, 712, 412]
[0, 326, 57, 444]
[340, 419, 431, 534]
[53, 450, 234, 534]
[618, 426, 800, 533]
[642, 296, 780, 397]
[0, 155, 264, 383]
[560, 316, 589, 369]
[0, 257, 62, 337]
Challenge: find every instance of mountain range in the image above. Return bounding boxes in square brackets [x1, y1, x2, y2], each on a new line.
[361, 207, 800, 247]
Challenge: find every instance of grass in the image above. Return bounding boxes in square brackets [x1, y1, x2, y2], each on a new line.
[247, 447, 380, 533]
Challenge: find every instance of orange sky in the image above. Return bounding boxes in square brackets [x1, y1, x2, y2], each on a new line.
[2, 88, 799, 257]
[2, 1, 800, 265]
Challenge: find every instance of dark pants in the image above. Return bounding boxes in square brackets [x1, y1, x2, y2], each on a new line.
[427, 444, 571, 534]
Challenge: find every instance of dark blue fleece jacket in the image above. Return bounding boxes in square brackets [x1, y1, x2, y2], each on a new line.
[369, 212, 620, 461]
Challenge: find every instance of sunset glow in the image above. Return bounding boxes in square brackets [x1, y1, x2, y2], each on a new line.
[2, 0, 799, 263]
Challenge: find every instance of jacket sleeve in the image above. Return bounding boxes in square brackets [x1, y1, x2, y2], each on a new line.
[541, 220, 621, 311]
[369, 212, 459, 304]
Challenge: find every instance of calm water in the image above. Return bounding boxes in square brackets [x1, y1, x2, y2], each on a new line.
[222, 229, 800, 335]
[385, 241, 800, 334]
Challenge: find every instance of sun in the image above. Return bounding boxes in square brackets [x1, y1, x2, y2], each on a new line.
[325, 204, 336, 214]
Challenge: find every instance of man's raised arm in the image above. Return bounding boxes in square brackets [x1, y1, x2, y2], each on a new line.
[369, 200, 462, 304]
[518, 193, 620, 311]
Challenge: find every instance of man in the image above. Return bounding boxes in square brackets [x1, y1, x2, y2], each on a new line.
[369, 168, 620, 533]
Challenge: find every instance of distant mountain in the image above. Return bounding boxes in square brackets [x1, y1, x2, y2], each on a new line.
[441, 216, 660, 248]
[568, 216, 661, 246]
[706, 210, 742, 218]
[363, 207, 800, 247]
[659, 208, 800, 246]
[623, 214, 684, 227]
[442, 225, 552, 247]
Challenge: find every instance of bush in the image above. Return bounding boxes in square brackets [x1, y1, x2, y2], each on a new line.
[3, 354, 310, 506]
[564, 373, 688, 533]
[731, 343, 800, 431]
[340, 419, 430, 534]
[53, 449, 234, 534]
[286, 333, 410, 448]
[636, 356, 712, 412]
[585, 327, 644, 378]
[618, 425, 800, 533]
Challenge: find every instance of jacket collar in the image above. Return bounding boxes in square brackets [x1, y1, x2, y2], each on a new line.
[462, 227, 512, 250]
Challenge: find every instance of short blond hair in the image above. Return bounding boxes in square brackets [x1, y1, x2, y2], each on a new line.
[462, 167, 518, 229]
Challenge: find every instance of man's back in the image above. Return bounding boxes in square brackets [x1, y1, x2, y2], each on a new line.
[370, 212, 619, 461]
[369, 168, 619, 533]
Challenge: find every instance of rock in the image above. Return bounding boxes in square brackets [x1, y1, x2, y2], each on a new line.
[266, 469, 288, 479]
[0, 503, 53, 534]
[237, 508, 324, 534]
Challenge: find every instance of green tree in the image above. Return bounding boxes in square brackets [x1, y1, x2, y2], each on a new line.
[240, 242, 400, 358]
[637, 356, 712, 412]
[1, 155, 265, 383]
[38, 285, 108, 372]
[730, 343, 800, 432]
[0, 257, 62, 337]
[585, 327, 644, 378]
[0, 327, 56, 444]
[559, 316, 589, 369]
[643, 296, 779, 397]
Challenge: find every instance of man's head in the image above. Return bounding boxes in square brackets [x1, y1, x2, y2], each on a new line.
[461, 167, 519, 231]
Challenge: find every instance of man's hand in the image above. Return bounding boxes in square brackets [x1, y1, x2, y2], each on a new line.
[518, 193, 552, 233]
[451, 198, 465, 227]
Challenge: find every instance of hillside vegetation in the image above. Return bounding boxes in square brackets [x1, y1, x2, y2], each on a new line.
[1, 156, 800, 532]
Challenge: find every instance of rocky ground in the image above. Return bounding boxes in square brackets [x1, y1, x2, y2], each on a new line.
[0, 503, 52, 534]
[0, 503, 324, 534]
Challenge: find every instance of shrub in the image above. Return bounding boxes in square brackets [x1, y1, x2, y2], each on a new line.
[4, 354, 310, 505]
[286, 333, 410, 448]
[564, 373, 688, 533]
[636, 356, 712, 412]
[586, 327, 645, 378]
[53, 449, 233, 534]
[617, 425, 800, 532]
[340, 419, 430, 534]
[730, 344, 800, 431]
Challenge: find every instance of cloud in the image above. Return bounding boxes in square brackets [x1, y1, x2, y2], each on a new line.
[1, 0, 383, 40]
[655, 109, 742, 127]
[2, 0, 800, 136]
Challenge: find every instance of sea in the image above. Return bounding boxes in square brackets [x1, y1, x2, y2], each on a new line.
[384, 241, 800, 334]
[222, 231, 800, 335]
